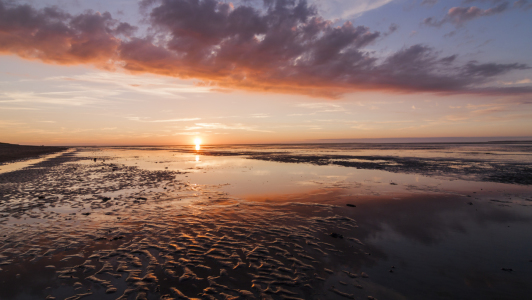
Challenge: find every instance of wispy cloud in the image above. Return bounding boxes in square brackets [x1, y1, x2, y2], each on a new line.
[172, 132, 201, 136]
[314, 0, 394, 20]
[48, 72, 212, 97]
[296, 103, 346, 113]
[148, 118, 201, 123]
[424, 2, 510, 27]
[249, 114, 269, 118]
[127, 117, 201, 123]
[0, 120, 24, 127]
[0, 91, 103, 106]
[0, 106, 39, 110]
[193, 123, 273, 133]
[502, 78, 532, 85]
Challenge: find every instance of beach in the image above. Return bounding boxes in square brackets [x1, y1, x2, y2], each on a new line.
[0, 143, 68, 165]
[0, 143, 531, 300]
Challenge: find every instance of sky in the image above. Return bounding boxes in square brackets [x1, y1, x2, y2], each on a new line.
[0, 0, 531, 146]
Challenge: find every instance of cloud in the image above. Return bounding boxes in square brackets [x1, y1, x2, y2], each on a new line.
[312, 0, 394, 20]
[0, 1, 134, 66]
[513, 0, 532, 10]
[0, 0, 530, 98]
[383, 23, 398, 37]
[0, 91, 104, 106]
[127, 117, 201, 122]
[0, 106, 38, 110]
[421, 0, 438, 6]
[193, 122, 273, 132]
[297, 102, 346, 113]
[424, 2, 510, 27]
[148, 118, 201, 122]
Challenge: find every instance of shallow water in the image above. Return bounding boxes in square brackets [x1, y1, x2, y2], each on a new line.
[0, 143, 531, 300]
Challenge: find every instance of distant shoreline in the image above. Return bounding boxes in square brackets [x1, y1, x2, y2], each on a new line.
[43, 140, 532, 147]
[0, 143, 69, 165]
[3, 137, 532, 147]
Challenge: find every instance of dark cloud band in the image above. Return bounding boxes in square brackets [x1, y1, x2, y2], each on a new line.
[0, 0, 530, 98]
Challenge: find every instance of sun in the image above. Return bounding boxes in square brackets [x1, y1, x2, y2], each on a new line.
[194, 138, 201, 150]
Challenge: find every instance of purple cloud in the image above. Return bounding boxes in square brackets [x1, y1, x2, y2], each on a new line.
[424, 1, 509, 27]
[513, 0, 532, 10]
[0, 0, 530, 98]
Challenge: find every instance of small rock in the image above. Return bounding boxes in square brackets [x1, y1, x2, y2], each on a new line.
[361, 272, 369, 278]
[346, 204, 356, 207]
[501, 268, 513, 272]
[467, 202, 473, 205]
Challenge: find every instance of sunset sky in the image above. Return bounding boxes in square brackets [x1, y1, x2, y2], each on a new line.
[0, 0, 531, 145]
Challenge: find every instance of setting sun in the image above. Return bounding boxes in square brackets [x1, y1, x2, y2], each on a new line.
[194, 138, 201, 150]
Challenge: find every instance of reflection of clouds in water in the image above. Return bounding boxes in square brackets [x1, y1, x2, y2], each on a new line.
[343, 194, 532, 246]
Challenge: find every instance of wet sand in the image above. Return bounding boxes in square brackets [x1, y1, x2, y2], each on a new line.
[0, 143, 68, 165]
[0, 145, 531, 300]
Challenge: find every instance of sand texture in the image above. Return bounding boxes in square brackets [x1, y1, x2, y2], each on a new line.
[1, 145, 531, 300]
[0, 143, 68, 165]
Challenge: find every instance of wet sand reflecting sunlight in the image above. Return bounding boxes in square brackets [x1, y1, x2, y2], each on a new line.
[0, 143, 531, 300]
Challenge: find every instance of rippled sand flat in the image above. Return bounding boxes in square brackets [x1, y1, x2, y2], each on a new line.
[1, 145, 531, 300]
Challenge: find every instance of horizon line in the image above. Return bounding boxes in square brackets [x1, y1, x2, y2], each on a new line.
[5, 136, 532, 147]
